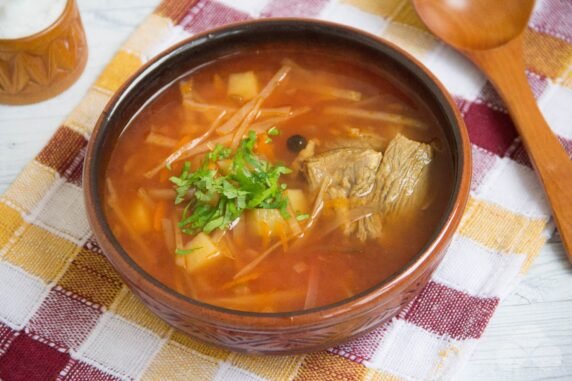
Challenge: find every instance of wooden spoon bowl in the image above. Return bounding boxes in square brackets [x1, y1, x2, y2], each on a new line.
[415, 0, 572, 260]
[414, 0, 534, 50]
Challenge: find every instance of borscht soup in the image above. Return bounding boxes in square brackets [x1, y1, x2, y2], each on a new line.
[104, 47, 454, 313]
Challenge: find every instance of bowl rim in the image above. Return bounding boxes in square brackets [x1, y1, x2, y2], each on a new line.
[84, 18, 471, 324]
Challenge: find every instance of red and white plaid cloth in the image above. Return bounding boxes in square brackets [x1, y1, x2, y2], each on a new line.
[0, 0, 571, 380]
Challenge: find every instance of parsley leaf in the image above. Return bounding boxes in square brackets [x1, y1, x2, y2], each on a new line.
[170, 130, 292, 235]
[176, 246, 202, 255]
[268, 127, 280, 136]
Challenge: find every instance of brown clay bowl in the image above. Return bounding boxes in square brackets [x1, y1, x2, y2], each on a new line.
[84, 19, 471, 354]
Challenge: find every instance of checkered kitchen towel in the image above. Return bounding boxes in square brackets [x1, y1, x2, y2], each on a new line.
[1, 0, 571, 380]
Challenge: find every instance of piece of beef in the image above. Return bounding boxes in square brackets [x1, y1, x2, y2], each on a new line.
[303, 148, 382, 240]
[373, 134, 433, 216]
[302, 134, 432, 242]
[304, 148, 382, 198]
[355, 134, 433, 240]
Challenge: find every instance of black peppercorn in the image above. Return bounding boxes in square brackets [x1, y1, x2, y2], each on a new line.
[287, 134, 308, 153]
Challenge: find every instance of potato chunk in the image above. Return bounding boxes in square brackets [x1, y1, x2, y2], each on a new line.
[179, 79, 193, 99]
[285, 189, 309, 214]
[227, 71, 258, 101]
[246, 209, 287, 238]
[130, 200, 152, 233]
[179, 232, 222, 273]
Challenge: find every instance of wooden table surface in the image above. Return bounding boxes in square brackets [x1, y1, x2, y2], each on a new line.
[1, 1, 570, 379]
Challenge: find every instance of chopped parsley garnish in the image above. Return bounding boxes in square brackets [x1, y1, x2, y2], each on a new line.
[267, 126, 280, 136]
[296, 213, 310, 221]
[170, 131, 292, 235]
[176, 247, 202, 255]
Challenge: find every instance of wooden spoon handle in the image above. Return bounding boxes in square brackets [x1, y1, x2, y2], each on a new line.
[468, 37, 572, 259]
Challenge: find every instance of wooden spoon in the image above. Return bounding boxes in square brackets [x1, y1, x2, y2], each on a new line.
[414, 0, 572, 260]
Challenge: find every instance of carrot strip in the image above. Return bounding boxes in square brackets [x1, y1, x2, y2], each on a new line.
[255, 133, 275, 161]
[172, 213, 183, 250]
[175, 135, 192, 149]
[153, 201, 166, 231]
[276, 224, 289, 252]
[259, 221, 271, 250]
[220, 272, 261, 291]
[161, 218, 175, 254]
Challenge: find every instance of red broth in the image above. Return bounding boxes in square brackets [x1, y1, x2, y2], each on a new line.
[104, 48, 454, 313]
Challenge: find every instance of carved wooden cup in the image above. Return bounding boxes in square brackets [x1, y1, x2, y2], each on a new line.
[0, 0, 87, 105]
[84, 20, 471, 354]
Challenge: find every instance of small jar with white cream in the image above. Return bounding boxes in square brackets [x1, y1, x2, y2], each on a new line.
[0, 0, 88, 104]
